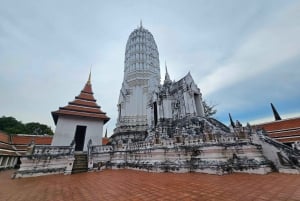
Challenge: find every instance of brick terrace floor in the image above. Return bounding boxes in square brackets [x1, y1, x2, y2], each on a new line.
[0, 169, 300, 201]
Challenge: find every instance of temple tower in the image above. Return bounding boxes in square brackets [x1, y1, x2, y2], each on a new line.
[115, 23, 160, 134]
[51, 73, 109, 151]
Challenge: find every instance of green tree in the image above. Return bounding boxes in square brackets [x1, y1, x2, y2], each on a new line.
[0, 116, 25, 134]
[203, 100, 217, 117]
[25, 122, 54, 135]
[0, 116, 53, 135]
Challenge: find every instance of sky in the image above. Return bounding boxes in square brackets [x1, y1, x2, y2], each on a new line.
[1, 0, 300, 136]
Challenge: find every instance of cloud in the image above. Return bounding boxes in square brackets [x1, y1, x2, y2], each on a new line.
[199, 2, 300, 96]
[0, 0, 299, 136]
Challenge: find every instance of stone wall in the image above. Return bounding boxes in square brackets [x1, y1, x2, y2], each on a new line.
[14, 145, 75, 178]
[88, 135, 272, 175]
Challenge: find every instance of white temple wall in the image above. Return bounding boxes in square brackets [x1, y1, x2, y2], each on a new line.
[193, 93, 205, 117]
[119, 84, 149, 127]
[52, 116, 103, 151]
[161, 99, 172, 119]
[147, 107, 152, 129]
[89, 141, 274, 175]
[115, 26, 160, 133]
[183, 92, 195, 115]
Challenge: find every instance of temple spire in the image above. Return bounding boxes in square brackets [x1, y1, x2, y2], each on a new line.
[164, 61, 171, 84]
[140, 20, 143, 28]
[87, 66, 92, 85]
[271, 103, 282, 121]
[229, 113, 235, 128]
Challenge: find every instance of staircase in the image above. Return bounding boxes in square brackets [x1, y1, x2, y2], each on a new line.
[72, 153, 88, 174]
[252, 132, 300, 173]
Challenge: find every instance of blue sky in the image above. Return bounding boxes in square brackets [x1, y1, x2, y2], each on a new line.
[0, 0, 299, 135]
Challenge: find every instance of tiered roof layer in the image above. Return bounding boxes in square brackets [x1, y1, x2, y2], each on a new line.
[52, 76, 110, 125]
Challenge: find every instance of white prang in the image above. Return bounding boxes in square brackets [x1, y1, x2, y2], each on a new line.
[115, 24, 160, 133]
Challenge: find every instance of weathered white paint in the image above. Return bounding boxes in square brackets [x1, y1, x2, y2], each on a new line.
[116, 25, 160, 133]
[52, 116, 103, 151]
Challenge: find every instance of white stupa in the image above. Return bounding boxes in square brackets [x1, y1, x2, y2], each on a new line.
[115, 22, 161, 133]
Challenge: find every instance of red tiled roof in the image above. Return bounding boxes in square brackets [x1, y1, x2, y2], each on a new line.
[69, 99, 100, 108]
[61, 105, 104, 114]
[268, 130, 300, 138]
[0, 132, 52, 156]
[254, 117, 300, 144]
[11, 135, 52, 145]
[76, 93, 96, 101]
[52, 77, 110, 124]
[0, 131, 9, 143]
[254, 117, 300, 131]
[102, 138, 109, 145]
[82, 82, 93, 94]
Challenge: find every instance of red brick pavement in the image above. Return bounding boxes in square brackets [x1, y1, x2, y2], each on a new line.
[0, 169, 300, 201]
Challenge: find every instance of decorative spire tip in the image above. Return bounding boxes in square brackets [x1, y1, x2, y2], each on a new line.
[164, 60, 171, 83]
[165, 61, 169, 75]
[88, 65, 92, 85]
[229, 113, 235, 128]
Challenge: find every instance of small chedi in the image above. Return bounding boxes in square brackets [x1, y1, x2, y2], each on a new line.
[15, 23, 300, 178]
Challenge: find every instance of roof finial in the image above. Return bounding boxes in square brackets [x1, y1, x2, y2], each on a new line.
[164, 61, 171, 84]
[165, 61, 169, 75]
[271, 103, 282, 121]
[229, 113, 235, 128]
[140, 20, 143, 28]
[88, 65, 92, 85]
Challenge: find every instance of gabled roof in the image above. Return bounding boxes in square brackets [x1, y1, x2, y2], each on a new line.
[51, 73, 110, 125]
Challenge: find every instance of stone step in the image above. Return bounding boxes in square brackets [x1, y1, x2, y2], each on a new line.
[72, 168, 88, 174]
[73, 159, 87, 163]
[73, 163, 87, 167]
[72, 153, 88, 174]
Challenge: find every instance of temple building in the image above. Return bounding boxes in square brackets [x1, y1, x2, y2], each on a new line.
[14, 24, 300, 178]
[112, 23, 205, 143]
[102, 24, 299, 175]
[51, 73, 109, 151]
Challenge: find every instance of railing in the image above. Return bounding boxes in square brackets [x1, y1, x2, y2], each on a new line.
[29, 145, 74, 158]
[259, 132, 300, 156]
[90, 145, 113, 153]
[258, 131, 300, 169]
